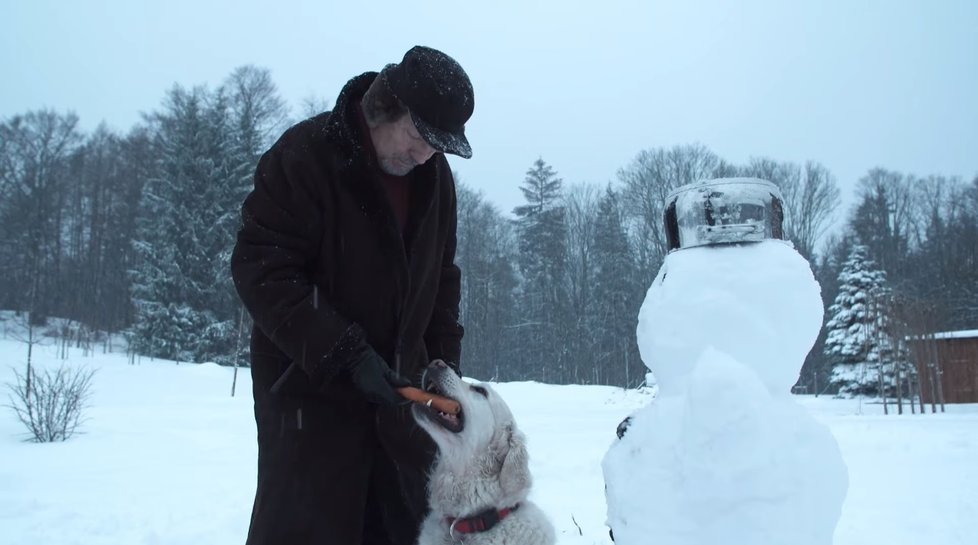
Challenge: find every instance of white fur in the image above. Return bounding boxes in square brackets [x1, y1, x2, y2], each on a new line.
[412, 367, 555, 545]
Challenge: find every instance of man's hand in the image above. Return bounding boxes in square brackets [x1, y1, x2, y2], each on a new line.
[347, 345, 411, 406]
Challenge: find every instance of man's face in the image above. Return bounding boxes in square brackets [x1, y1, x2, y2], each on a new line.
[370, 113, 437, 176]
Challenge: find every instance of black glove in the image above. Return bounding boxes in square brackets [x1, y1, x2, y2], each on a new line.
[347, 344, 411, 406]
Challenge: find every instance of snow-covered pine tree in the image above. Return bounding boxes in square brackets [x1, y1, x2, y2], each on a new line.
[824, 244, 902, 396]
[129, 85, 249, 364]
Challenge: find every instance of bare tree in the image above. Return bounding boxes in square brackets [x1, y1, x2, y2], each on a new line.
[618, 144, 729, 282]
[564, 183, 601, 383]
[4, 311, 95, 442]
[455, 180, 520, 382]
[741, 158, 841, 260]
[299, 95, 331, 120]
[854, 168, 916, 280]
[222, 65, 290, 162]
[0, 111, 82, 318]
[797, 161, 842, 258]
[564, 183, 601, 320]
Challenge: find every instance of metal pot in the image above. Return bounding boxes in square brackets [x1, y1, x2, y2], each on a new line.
[664, 178, 784, 250]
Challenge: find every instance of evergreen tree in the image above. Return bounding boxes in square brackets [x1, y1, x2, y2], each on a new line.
[129, 85, 248, 363]
[824, 245, 902, 396]
[799, 234, 852, 394]
[590, 186, 642, 386]
[513, 158, 569, 382]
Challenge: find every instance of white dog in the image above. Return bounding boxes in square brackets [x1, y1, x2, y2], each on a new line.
[412, 361, 555, 545]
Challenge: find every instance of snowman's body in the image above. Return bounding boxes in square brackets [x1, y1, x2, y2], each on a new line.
[602, 240, 848, 545]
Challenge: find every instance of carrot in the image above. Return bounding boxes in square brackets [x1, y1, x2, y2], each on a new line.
[398, 386, 461, 415]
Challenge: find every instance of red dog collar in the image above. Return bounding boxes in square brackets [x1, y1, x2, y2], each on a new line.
[447, 504, 520, 537]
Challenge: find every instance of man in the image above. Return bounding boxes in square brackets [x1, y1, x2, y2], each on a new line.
[230, 45, 473, 545]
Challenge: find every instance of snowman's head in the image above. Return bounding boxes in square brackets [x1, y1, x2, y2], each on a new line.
[637, 241, 822, 395]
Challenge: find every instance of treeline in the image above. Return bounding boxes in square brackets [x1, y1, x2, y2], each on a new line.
[2, 66, 975, 388]
[456, 151, 844, 386]
[0, 66, 290, 365]
[814, 170, 978, 395]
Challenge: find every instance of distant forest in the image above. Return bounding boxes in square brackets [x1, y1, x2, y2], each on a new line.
[2, 65, 976, 392]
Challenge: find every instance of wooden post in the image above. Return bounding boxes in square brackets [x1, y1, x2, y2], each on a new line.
[895, 360, 904, 415]
[874, 293, 889, 415]
[905, 362, 912, 413]
[936, 356, 946, 413]
[231, 305, 245, 398]
[917, 364, 925, 414]
[878, 363, 889, 415]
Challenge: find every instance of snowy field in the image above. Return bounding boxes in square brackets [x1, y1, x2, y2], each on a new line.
[1, 330, 976, 545]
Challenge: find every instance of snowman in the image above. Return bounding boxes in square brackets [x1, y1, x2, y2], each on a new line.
[602, 178, 848, 545]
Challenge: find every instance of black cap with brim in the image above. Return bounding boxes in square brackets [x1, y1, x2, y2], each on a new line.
[411, 112, 472, 159]
[385, 46, 475, 159]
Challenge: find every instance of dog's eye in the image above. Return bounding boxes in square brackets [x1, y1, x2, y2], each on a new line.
[470, 385, 489, 398]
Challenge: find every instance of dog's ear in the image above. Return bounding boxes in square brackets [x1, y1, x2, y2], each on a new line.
[497, 424, 531, 495]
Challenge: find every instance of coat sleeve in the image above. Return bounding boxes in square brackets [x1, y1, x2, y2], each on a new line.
[423, 174, 464, 372]
[231, 142, 364, 384]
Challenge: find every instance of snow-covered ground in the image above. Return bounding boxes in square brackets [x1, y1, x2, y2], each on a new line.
[1, 329, 976, 545]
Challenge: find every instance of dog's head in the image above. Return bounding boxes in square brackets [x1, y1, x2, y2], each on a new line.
[412, 361, 532, 506]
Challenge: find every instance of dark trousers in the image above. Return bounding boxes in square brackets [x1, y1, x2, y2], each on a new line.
[245, 394, 434, 545]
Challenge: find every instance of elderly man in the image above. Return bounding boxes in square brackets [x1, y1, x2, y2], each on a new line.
[231, 45, 473, 545]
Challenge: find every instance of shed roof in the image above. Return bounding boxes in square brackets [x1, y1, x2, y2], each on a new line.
[906, 329, 978, 341]
[931, 330, 978, 340]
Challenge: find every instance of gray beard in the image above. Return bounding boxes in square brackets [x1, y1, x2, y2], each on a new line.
[379, 157, 415, 176]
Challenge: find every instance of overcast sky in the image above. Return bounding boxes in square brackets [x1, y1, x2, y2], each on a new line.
[3, 0, 976, 233]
